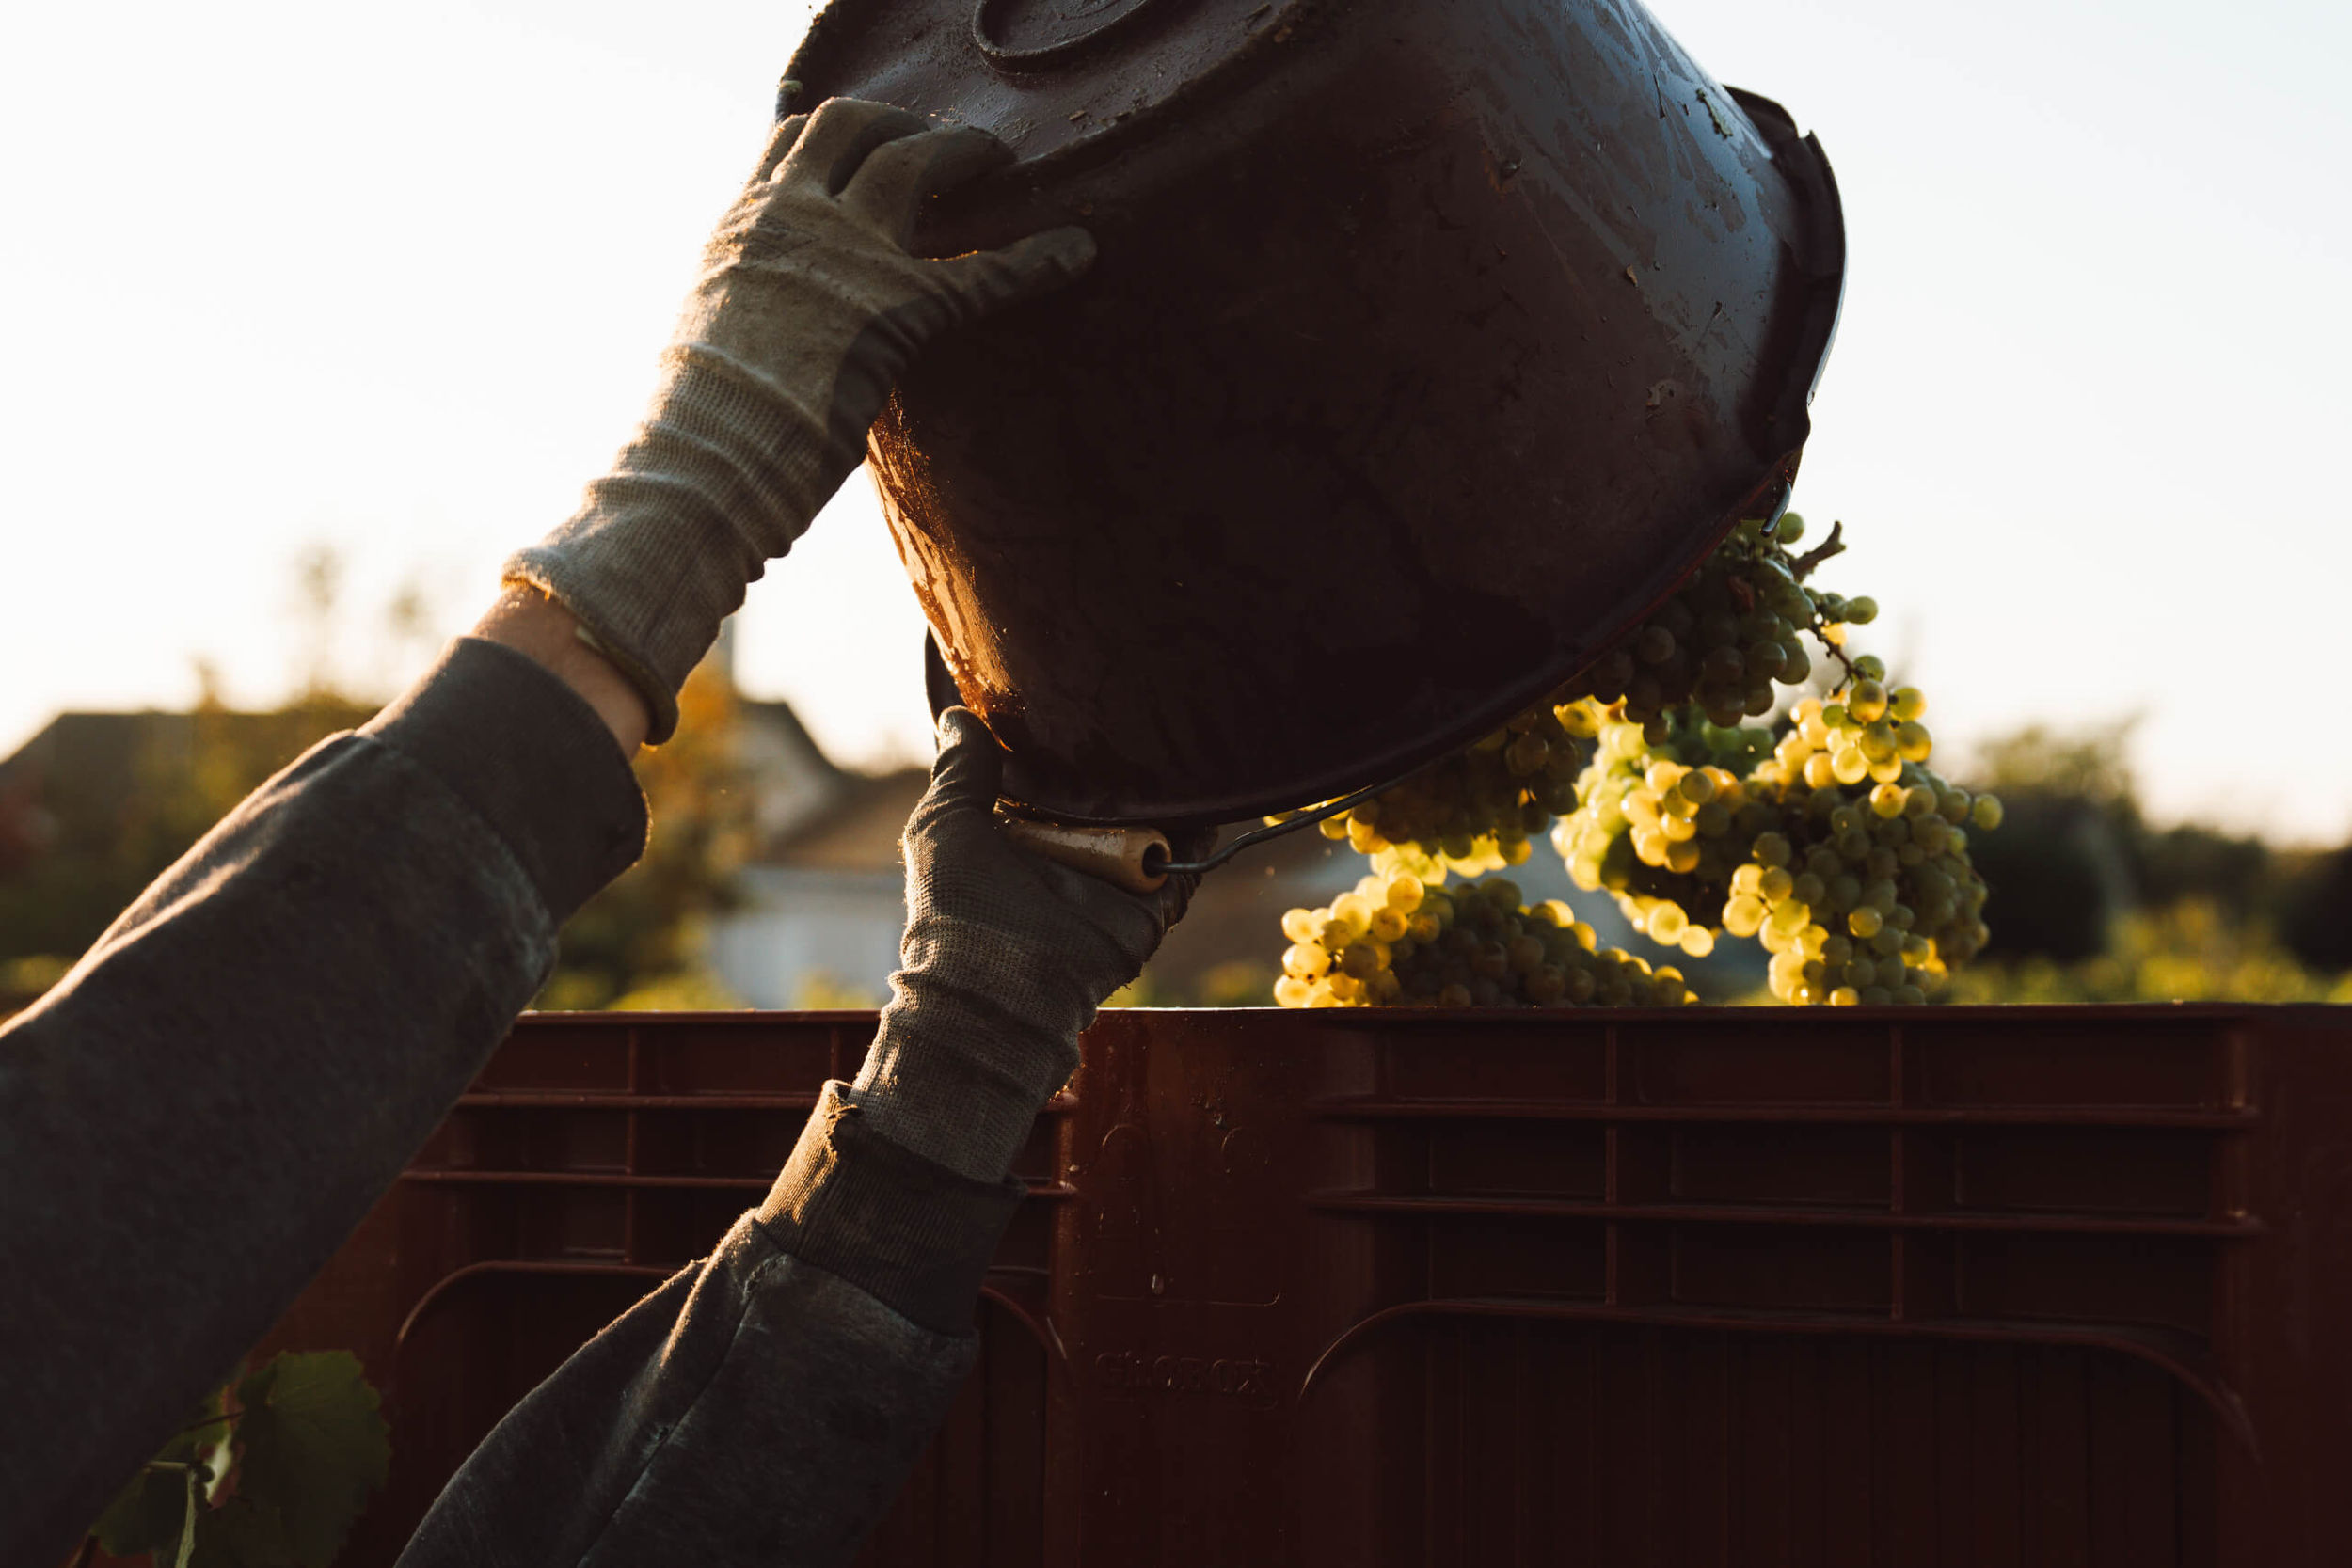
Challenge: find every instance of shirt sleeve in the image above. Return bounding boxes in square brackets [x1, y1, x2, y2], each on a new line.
[394, 1084, 1025, 1568]
[0, 637, 647, 1566]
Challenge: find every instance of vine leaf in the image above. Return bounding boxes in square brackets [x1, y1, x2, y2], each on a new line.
[232, 1352, 390, 1568]
[186, 1497, 299, 1568]
[91, 1392, 222, 1557]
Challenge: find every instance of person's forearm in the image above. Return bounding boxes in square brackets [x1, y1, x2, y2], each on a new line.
[474, 586, 650, 754]
[394, 705, 1204, 1564]
[398, 1087, 1022, 1567]
[0, 639, 645, 1566]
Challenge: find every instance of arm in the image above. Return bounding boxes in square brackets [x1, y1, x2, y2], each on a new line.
[1, 98, 1090, 1566]
[0, 632, 647, 1562]
[398, 712, 1202, 1567]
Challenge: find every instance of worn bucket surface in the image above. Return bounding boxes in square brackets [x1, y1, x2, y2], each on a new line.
[791, 0, 1846, 826]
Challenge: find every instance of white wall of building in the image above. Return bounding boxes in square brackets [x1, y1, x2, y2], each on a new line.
[709, 864, 906, 1008]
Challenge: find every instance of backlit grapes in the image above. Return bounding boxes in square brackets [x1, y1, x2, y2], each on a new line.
[1271, 510, 2000, 1008]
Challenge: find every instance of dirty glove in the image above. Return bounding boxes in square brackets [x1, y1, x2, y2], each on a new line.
[850, 709, 1207, 1183]
[503, 99, 1095, 742]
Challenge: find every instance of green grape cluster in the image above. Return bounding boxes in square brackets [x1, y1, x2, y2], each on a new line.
[1274, 874, 1695, 1009]
[1550, 703, 1779, 959]
[1281, 696, 1587, 884]
[1281, 513, 1858, 883]
[1557, 513, 1860, 739]
[1265, 506, 2003, 1008]
[1729, 690, 2000, 1002]
[1550, 689, 1997, 1004]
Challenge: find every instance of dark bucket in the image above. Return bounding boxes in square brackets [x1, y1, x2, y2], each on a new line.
[790, 0, 1846, 826]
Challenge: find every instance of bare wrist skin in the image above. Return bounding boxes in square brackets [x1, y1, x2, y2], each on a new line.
[471, 586, 650, 756]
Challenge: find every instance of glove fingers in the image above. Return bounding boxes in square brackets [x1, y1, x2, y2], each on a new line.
[910, 707, 1008, 831]
[929, 227, 1098, 317]
[750, 113, 813, 185]
[844, 125, 1014, 246]
[783, 97, 932, 198]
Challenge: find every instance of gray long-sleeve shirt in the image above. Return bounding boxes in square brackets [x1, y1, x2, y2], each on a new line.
[0, 638, 1020, 1565]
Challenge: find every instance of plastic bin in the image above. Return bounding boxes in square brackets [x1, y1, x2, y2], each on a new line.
[259, 1015, 1061, 1567]
[260, 1006, 2352, 1564]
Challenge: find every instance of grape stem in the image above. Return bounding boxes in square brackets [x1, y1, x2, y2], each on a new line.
[1777, 518, 1859, 686]
[1788, 519, 1846, 580]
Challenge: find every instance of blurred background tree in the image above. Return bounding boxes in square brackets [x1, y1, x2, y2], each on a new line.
[0, 546, 755, 1018]
[532, 657, 754, 1010]
[1954, 720, 2348, 1002]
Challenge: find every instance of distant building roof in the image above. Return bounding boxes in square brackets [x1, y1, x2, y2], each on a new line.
[0, 704, 373, 862]
[734, 698, 855, 854]
[763, 768, 929, 871]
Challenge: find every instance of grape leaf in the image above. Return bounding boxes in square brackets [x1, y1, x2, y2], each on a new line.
[231, 1352, 389, 1568]
[91, 1464, 197, 1558]
[186, 1497, 298, 1568]
[91, 1391, 226, 1557]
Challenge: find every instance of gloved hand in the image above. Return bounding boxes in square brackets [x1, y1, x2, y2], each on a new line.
[504, 99, 1094, 743]
[850, 709, 1209, 1183]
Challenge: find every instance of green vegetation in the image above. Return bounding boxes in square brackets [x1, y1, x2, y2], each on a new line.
[1944, 720, 2351, 1004]
[0, 658, 751, 1019]
[87, 1351, 389, 1567]
[1947, 900, 2352, 1006]
[531, 659, 753, 1011]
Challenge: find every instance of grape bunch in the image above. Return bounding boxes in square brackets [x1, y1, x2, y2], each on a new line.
[1556, 512, 1853, 739]
[1274, 873, 1696, 1009]
[1275, 696, 1586, 885]
[1278, 513, 1851, 885]
[1268, 506, 2003, 1009]
[1549, 703, 1777, 960]
[1552, 686, 2000, 1004]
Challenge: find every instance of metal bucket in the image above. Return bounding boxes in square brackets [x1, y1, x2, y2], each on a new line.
[789, 0, 1846, 826]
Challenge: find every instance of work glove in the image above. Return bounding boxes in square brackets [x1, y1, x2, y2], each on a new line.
[503, 99, 1095, 743]
[850, 709, 1209, 1183]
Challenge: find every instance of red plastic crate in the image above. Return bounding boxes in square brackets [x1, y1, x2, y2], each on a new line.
[261, 1006, 2352, 1564]
[261, 1015, 1061, 1567]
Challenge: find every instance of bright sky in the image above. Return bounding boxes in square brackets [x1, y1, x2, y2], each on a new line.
[4, 1, 2346, 838]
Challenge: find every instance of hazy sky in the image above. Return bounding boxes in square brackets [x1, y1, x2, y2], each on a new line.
[4, 0, 2346, 837]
